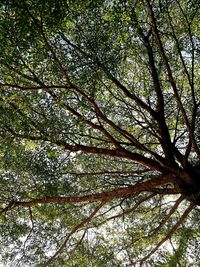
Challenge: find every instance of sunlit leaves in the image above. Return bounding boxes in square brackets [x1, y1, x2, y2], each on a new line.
[0, 0, 200, 266]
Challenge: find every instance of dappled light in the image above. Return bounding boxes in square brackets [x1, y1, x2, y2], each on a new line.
[0, 0, 200, 266]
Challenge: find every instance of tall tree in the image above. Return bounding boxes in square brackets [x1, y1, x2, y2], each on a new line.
[0, 0, 200, 266]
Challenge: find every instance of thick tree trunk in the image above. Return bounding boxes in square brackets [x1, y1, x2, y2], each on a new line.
[178, 167, 200, 205]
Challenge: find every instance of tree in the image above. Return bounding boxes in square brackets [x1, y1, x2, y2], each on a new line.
[0, 0, 200, 266]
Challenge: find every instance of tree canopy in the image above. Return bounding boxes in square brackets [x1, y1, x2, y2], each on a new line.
[0, 0, 200, 266]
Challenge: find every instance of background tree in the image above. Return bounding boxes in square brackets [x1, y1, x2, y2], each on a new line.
[0, 0, 200, 266]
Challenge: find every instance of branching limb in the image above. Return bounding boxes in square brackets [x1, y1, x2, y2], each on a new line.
[4, 126, 166, 171]
[146, 0, 200, 158]
[130, 7, 175, 163]
[166, 8, 198, 160]
[0, 174, 176, 214]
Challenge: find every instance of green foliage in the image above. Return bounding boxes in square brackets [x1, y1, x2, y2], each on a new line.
[0, 0, 200, 266]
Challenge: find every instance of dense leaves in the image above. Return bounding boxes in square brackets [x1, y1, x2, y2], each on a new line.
[0, 0, 200, 266]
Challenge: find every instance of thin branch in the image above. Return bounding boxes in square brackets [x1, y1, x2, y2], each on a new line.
[60, 33, 157, 117]
[44, 200, 106, 266]
[98, 193, 156, 226]
[60, 169, 149, 176]
[149, 195, 184, 236]
[139, 203, 194, 266]
[0, 83, 66, 90]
